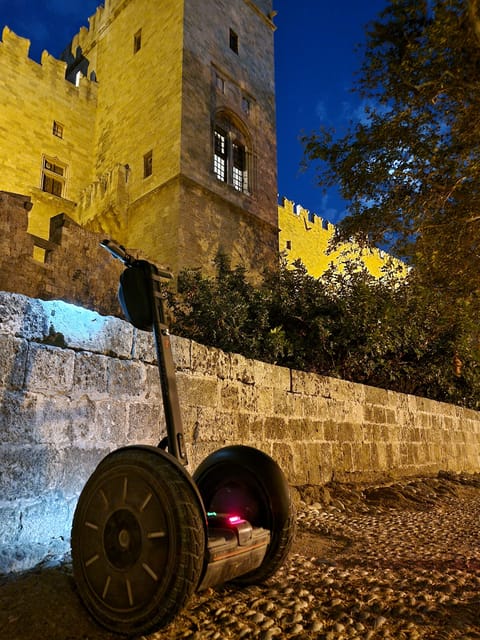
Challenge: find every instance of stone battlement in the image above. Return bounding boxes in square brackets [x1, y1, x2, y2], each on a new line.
[280, 197, 333, 232]
[278, 196, 404, 278]
[0, 191, 122, 317]
[0, 26, 96, 93]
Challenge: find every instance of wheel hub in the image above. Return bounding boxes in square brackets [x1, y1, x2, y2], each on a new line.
[104, 509, 142, 570]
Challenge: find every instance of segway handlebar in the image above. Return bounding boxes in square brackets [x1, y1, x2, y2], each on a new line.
[100, 239, 173, 280]
[100, 239, 133, 265]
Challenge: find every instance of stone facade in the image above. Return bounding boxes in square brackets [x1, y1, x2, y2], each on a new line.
[0, 0, 278, 276]
[1, 3, 403, 285]
[0, 27, 97, 239]
[0, 190, 405, 331]
[1, 290, 479, 573]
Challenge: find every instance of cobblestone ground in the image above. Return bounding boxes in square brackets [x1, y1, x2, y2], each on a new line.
[1, 473, 479, 640]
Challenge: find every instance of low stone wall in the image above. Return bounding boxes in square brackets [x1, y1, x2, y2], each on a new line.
[1, 291, 480, 573]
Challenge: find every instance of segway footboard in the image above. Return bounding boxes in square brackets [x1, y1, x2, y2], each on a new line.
[199, 514, 271, 590]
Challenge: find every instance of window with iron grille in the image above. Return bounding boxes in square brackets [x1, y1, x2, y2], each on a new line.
[41, 157, 66, 197]
[214, 130, 227, 182]
[213, 126, 250, 194]
[52, 121, 64, 138]
[232, 143, 246, 191]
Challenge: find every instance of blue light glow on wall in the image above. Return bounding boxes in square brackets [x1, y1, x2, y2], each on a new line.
[40, 300, 109, 348]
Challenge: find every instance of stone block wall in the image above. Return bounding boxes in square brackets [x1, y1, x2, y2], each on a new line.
[0, 191, 123, 317]
[0, 27, 97, 239]
[1, 291, 480, 573]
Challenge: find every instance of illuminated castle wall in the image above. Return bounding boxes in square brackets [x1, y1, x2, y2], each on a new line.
[278, 198, 405, 278]
[0, 0, 278, 275]
[0, 27, 97, 240]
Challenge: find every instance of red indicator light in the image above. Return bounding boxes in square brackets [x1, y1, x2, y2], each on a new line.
[228, 515, 243, 524]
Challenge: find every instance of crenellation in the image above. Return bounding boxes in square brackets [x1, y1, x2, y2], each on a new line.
[62, 5, 106, 62]
[1, 25, 98, 92]
[87, 5, 105, 35]
[0, 192, 123, 316]
[39, 49, 68, 80]
[2, 0, 402, 316]
[1, 26, 31, 58]
[279, 196, 406, 278]
[2, 1, 279, 280]
[281, 197, 295, 215]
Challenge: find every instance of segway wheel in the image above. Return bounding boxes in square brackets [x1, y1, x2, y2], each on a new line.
[71, 446, 206, 635]
[193, 445, 295, 585]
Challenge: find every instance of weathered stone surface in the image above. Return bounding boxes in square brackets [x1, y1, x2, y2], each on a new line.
[40, 299, 133, 358]
[0, 292, 47, 340]
[95, 399, 129, 444]
[127, 401, 165, 444]
[0, 335, 28, 390]
[57, 447, 112, 495]
[73, 352, 109, 395]
[0, 445, 59, 500]
[0, 391, 41, 443]
[106, 359, 145, 397]
[177, 373, 219, 408]
[24, 343, 75, 394]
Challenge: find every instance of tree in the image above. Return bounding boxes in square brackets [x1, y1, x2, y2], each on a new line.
[302, 0, 480, 303]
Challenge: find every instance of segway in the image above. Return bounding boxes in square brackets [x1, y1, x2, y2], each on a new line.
[71, 241, 296, 636]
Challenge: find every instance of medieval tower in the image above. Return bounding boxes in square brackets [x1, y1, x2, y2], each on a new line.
[0, 0, 278, 275]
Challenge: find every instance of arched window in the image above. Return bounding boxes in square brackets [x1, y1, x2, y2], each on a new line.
[213, 112, 252, 194]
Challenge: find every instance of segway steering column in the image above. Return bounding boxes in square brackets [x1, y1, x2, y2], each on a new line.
[100, 240, 187, 465]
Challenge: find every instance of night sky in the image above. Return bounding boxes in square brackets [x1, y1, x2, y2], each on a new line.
[0, 0, 389, 224]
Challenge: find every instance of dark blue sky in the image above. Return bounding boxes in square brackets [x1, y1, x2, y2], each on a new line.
[1, 0, 389, 224]
[274, 0, 389, 223]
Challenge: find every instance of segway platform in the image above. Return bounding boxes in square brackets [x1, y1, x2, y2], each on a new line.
[200, 514, 271, 590]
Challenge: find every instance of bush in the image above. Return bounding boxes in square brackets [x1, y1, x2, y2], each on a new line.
[168, 254, 480, 409]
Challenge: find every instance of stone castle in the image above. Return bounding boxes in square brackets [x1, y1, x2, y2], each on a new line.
[0, 0, 394, 301]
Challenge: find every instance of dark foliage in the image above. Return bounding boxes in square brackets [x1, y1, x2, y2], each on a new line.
[168, 255, 480, 409]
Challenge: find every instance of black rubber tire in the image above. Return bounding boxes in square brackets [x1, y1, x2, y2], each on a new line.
[71, 446, 206, 636]
[193, 445, 296, 585]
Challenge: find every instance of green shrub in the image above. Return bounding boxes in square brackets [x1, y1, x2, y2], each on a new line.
[168, 254, 480, 409]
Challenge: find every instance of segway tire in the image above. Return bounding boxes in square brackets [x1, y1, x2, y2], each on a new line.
[193, 445, 295, 585]
[71, 446, 206, 635]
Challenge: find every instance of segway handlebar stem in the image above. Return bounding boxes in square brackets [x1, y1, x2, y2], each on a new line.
[100, 239, 132, 265]
[101, 239, 188, 466]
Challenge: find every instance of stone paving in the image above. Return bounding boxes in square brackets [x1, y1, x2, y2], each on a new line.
[1, 474, 479, 640]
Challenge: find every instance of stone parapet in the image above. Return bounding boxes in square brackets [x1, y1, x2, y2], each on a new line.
[0, 192, 123, 317]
